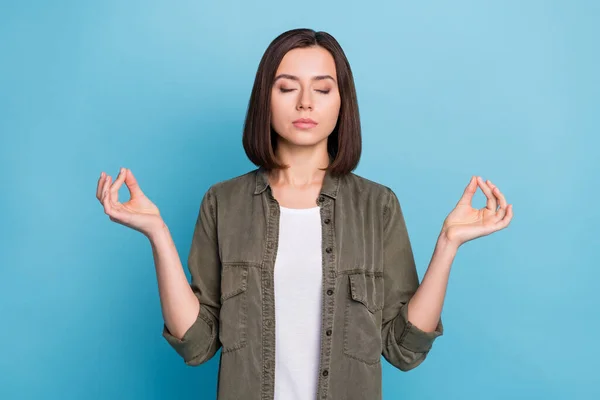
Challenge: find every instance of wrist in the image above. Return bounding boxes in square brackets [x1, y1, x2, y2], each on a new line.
[146, 220, 170, 242]
[437, 231, 460, 253]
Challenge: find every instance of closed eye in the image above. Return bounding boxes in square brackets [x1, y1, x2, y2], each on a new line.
[279, 88, 330, 94]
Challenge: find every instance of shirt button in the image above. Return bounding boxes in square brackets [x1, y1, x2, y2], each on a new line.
[325, 247, 332, 253]
[326, 329, 332, 336]
[266, 319, 272, 327]
[322, 369, 329, 377]
[326, 289, 333, 296]
[324, 218, 331, 224]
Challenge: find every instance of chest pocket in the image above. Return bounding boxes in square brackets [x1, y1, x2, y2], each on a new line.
[343, 272, 384, 365]
[219, 263, 249, 353]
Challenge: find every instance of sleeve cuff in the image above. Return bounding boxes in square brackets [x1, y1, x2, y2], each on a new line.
[162, 303, 217, 364]
[393, 303, 444, 353]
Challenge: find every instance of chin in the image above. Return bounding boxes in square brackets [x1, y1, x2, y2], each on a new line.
[281, 131, 328, 147]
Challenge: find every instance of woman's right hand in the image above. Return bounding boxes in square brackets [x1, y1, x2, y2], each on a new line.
[96, 167, 164, 237]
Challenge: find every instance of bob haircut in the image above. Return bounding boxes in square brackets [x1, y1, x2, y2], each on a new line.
[242, 28, 362, 176]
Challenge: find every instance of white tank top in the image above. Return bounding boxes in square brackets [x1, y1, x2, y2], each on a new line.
[273, 205, 323, 400]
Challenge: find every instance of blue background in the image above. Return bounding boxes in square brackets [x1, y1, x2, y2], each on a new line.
[1, 1, 598, 399]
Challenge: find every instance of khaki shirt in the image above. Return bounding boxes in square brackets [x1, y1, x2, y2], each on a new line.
[162, 166, 444, 400]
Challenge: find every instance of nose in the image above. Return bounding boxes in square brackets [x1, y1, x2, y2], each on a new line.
[296, 88, 313, 111]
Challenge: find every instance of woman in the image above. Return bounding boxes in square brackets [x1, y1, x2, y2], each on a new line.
[96, 28, 513, 400]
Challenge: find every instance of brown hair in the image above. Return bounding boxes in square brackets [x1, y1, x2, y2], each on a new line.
[242, 28, 362, 176]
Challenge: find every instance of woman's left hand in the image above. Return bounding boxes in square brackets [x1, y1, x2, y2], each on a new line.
[441, 176, 513, 247]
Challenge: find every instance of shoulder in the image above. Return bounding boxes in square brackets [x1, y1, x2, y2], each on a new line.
[342, 172, 406, 225]
[200, 168, 260, 209]
[342, 171, 396, 205]
[209, 168, 257, 193]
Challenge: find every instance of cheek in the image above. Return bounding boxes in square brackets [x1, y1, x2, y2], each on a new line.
[270, 97, 290, 132]
[322, 97, 341, 122]
[270, 96, 281, 117]
[271, 94, 292, 116]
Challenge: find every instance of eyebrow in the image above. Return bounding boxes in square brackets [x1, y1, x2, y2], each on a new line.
[273, 74, 337, 84]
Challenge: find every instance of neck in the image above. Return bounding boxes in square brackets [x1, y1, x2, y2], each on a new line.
[269, 143, 330, 188]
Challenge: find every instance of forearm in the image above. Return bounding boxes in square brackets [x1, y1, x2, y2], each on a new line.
[406, 234, 458, 332]
[148, 222, 200, 340]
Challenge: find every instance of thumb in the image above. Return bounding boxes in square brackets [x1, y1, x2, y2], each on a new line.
[456, 176, 477, 207]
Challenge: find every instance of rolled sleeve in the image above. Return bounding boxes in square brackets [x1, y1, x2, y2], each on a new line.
[380, 187, 444, 371]
[162, 303, 219, 366]
[162, 185, 222, 366]
[394, 302, 443, 353]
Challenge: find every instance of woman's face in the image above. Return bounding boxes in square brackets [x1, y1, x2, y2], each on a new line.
[270, 46, 341, 148]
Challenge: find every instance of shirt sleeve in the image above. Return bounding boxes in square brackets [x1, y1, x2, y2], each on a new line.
[162, 185, 222, 366]
[380, 187, 444, 371]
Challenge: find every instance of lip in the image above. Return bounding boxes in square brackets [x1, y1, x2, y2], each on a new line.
[292, 118, 318, 129]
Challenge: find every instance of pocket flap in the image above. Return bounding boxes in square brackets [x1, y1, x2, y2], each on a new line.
[220, 264, 248, 301]
[348, 273, 383, 313]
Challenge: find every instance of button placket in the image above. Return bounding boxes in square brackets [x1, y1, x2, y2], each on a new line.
[261, 192, 280, 399]
[316, 196, 336, 398]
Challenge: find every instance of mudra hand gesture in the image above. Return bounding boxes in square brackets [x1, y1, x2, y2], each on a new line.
[96, 167, 164, 237]
[441, 176, 513, 247]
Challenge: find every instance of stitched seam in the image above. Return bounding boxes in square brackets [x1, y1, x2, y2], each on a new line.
[343, 276, 383, 365]
[221, 289, 248, 353]
[383, 187, 393, 235]
[220, 265, 249, 301]
[222, 261, 262, 268]
[339, 269, 383, 277]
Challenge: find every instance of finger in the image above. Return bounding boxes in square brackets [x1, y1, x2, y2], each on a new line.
[110, 168, 127, 203]
[99, 175, 110, 204]
[495, 204, 514, 229]
[486, 180, 506, 207]
[124, 168, 144, 197]
[493, 204, 506, 222]
[102, 177, 113, 214]
[477, 176, 497, 211]
[457, 176, 478, 207]
[101, 175, 111, 203]
[96, 172, 107, 200]
[104, 189, 128, 222]
[487, 180, 507, 220]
